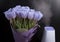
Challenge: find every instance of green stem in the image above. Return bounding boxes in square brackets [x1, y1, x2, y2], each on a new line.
[26, 19, 28, 30]
[21, 19, 24, 28]
[27, 19, 29, 29]
[31, 20, 36, 28]
[12, 19, 17, 29]
[29, 20, 31, 29]
[24, 18, 26, 29]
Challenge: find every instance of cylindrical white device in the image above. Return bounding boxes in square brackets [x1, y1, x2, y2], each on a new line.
[41, 26, 55, 42]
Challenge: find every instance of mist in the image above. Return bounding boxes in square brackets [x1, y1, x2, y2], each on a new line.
[30, 0, 60, 26]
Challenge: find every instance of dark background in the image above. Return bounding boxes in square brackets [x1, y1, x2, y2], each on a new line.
[0, 0, 60, 42]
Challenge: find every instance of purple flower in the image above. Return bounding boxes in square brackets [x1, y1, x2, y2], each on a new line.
[28, 9, 35, 20]
[4, 8, 16, 20]
[13, 6, 30, 18]
[34, 11, 43, 21]
[19, 6, 30, 18]
[13, 5, 21, 12]
[37, 11, 43, 20]
[12, 5, 22, 18]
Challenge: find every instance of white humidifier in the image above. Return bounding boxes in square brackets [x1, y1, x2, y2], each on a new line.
[41, 26, 55, 42]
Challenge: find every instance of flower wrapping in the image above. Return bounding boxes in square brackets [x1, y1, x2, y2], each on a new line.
[11, 25, 38, 42]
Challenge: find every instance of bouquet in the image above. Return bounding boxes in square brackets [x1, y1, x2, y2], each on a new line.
[4, 5, 43, 42]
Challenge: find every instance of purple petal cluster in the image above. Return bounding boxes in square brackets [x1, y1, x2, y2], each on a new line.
[4, 5, 43, 21]
[34, 11, 43, 21]
[4, 8, 16, 20]
[19, 6, 30, 18]
[28, 9, 35, 20]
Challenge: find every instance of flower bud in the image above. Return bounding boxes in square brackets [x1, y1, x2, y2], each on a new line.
[4, 8, 16, 20]
[20, 6, 30, 18]
[34, 11, 43, 21]
[28, 9, 35, 20]
[13, 5, 21, 12]
[37, 11, 43, 21]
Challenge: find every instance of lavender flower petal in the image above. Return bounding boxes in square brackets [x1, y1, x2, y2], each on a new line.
[20, 6, 30, 18]
[28, 9, 35, 20]
[12, 5, 22, 18]
[37, 11, 43, 21]
[34, 11, 43, 21]
[34, 11, 39, 21]
[4, 8, 16, 20]
[13, 5, 21, 12]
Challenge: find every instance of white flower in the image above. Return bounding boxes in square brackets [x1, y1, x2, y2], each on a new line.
[28, 9, 35, 20]
[4, 8, 16, 20]
[34, 11, 43, 21]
